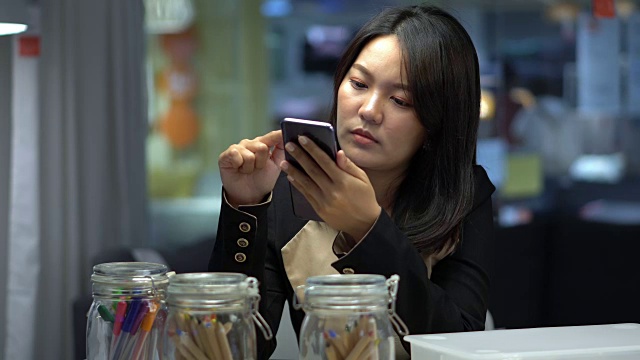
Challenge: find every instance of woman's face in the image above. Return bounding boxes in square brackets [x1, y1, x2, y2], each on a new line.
[336, 35, 426, 176]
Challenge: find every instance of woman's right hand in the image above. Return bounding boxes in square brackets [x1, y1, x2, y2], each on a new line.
[217, 130, 285, 208]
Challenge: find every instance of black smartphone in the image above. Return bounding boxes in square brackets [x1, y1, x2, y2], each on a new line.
[280, 117, 338, 221]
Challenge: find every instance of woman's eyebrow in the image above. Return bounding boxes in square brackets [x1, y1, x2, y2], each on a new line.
[352, 63, 411, 92]
[352, 63, 372, 77]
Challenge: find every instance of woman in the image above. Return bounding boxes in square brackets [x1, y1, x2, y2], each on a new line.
[209, 4, 495, 358]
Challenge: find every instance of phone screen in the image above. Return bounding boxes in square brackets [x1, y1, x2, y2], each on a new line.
[280, 118, 338, 221]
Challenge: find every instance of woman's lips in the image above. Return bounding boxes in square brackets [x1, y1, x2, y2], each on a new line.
[351, 129, 377, 145]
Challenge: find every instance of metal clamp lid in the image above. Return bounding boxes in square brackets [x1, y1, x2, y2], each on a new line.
[246, 277, 273, 340]
[386, 274, 409, 336]
[143, 271, 174, 300]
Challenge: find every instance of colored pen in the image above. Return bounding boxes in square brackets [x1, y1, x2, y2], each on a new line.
[110, 299, 128, 355]
[131, 301, 150, 336]
[111, 299, 141, 360]
[120, 301, 150, 359]
[130, 303, 158, 360]
[98, 304, 115, 323]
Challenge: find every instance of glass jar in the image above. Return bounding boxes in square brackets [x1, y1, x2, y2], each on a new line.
[86, 261, 170, 360]
[295, 274, 408, 360]
[163, 272, 273, 360]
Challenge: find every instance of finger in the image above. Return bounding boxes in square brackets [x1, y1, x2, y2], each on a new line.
[244, 141, 270, 170]
[237, 147, 256, 174]
[218, 147, 244, 170]
[256, 130, 283, 148]
[281, 160, 322, 206]
[337, 150, 367, 179]
[271, 141, 285, 164]
[297, 136, 340, 179]
[285, 141, 331, 185]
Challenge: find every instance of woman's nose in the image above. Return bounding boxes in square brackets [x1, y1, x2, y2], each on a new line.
[358, 93, 383, 124]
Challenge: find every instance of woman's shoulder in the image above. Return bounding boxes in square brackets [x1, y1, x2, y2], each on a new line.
[471, 165, 496, 210]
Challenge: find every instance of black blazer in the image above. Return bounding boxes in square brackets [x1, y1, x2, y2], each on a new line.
[209, 165, 495, 358]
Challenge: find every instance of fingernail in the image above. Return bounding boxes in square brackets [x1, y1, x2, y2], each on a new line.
[287, 175, 294, 182]
[285, 142, 295, 152]
[280, 162, 288, 171]
[298, 136, 308, 145]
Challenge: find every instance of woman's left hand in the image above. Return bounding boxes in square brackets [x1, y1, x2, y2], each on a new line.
[281, 136, 381, 241]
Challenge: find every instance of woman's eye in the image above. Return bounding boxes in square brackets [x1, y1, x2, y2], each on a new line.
[392, 97, 412, 107]
[349, 79, 367, 89]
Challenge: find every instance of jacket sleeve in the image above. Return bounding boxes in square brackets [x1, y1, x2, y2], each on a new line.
[208, 190, 287, 359]
[331, 166, 495, 353]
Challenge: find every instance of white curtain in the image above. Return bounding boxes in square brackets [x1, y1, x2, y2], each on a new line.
[0, 35, 13, 360]
[1, 0, 148, 358]
[5, 26, 40, 360]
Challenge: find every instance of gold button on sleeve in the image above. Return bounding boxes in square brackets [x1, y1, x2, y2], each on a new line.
[237, 238, 249, 248]
[342, 268, 355, 274]
[234, 253, 247, 263]
[239, 222, 251, 232]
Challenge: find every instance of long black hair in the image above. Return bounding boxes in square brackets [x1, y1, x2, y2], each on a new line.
[329, 5, 480, 255]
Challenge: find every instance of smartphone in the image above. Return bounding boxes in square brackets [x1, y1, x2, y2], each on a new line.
[280, 117, 338, 221]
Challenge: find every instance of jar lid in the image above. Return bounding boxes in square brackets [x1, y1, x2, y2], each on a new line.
[91, 262, 170, 287]
[167, 272, 258, 304]
[302, 274, 389, 308]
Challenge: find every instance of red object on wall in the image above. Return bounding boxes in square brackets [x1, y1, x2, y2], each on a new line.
[593, 0, 616, 18]
[19, 36, 40, 57]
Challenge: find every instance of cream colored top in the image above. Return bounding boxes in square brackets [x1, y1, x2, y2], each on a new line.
[281, 220, 454, 359]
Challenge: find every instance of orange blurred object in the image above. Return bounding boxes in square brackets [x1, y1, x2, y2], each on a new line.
[159, 102, 199, 150]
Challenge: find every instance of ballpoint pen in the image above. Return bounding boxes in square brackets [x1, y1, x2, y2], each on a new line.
[110, 299, 128, 355]
[98, 304, 115, 323]
[149, 307, 168, 360]
[111, 299, 141, 360]
[120, 300, 150, 359]
[130, 302, 158, 360]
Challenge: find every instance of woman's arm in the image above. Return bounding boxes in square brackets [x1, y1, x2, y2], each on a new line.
[331, 167, 495, 352]
[208, 191, 288, 359]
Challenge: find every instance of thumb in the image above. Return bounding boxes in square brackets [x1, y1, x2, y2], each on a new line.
[337, 150, 365, 179]
[271, 143, 285, 165]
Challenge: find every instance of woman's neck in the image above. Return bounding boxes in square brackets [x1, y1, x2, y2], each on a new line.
[366, 169, 405, 215]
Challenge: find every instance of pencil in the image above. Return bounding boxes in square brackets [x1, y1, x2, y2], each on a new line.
[176, 312, 198, 348]
[186, 315, 206, 356]
[223, 321, 232, 334]
[174, 334, 197, 360]
[325, 343, 339, 360]
[204, 315, 224, 360]
[344, 335, 371, 360]
[347, 317, 362, 351]
[177, 329, 208, 360]
[342, 322, 351, 354]
[168, 332, 186, 360]
[345, 318, 357, 350]
[216, 319, 234, 360]
[366, 317, 379, 360]
[193, 316, 216, 360]
[325, 329, 348, 359]
[357, 341, 376, 360]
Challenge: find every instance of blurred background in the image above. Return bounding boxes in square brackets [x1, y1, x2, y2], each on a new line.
[1, 0, 640, 359]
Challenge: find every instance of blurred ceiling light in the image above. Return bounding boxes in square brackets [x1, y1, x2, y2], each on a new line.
[0, 0, 29, 36]
[616, 0, 637, 19]
[480, 89, 496, 121]
[261, 0, 293, 17]
[145, 0, 195, 34]
[509, 87, 536, 109]
[546, 1, 580, 23]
